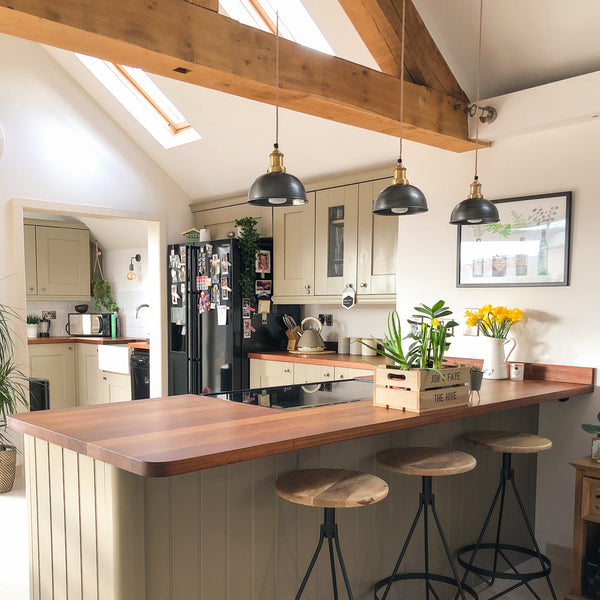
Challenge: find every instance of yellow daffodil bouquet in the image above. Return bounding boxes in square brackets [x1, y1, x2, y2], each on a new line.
[465, 305, 524, 339]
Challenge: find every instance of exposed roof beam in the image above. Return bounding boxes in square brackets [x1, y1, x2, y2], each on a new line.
[0, 0, 479, 152]
[338, 0, 469, 105]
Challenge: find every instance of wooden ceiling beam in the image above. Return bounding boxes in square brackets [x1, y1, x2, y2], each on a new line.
[338, 0, 469, 105]
[0, 0, 479, 152]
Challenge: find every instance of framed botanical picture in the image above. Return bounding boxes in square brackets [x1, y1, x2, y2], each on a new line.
[457, 192, 571, 287]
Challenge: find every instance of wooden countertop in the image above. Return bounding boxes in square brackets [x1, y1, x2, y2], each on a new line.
[28, 336, 146, 345]
[9, 365, 594, 478]
[248, 350, 392, 370]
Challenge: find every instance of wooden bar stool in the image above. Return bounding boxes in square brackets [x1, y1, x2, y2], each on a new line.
[374, 447, 478, 600]
[275, 468, 389, 600]
[457, 431, 557, 600]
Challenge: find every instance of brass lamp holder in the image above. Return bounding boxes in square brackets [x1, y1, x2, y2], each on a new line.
[267, 144, 286, 173]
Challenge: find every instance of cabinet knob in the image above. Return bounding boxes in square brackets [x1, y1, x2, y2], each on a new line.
[304, 285, 311, 294]
[68, 346, 72, 350]
[29, 287, 34, 292]
[323, 372, 331, 378]
[283, 368, 290, 373]
[103, 376, 107, 381]
[360, 283, 367, 288]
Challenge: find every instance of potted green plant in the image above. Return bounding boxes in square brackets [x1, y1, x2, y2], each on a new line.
[581, 413, 600, 463]
[26, 314, 40, 338]
[234, 217, 260, 303]
[0, 304, 29, 493]
[92, 278, 118, 313]
[361, 301, 469, 413]
[468, 363, 484, 391]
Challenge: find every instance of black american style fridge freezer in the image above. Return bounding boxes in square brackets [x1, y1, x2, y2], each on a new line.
[167, 238, 300, 395]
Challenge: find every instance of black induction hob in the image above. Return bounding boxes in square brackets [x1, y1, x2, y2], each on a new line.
[204, 378, 374, 410]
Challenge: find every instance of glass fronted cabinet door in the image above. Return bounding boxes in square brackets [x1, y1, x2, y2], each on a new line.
[314, 185, 358, 296]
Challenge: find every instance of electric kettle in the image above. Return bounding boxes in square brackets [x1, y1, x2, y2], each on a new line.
[297, 317, 325, 351]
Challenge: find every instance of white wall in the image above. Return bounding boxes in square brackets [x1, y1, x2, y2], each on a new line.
[0, 35, 193, 440]
[385, 118, 600, 556]
[103, 248, 151, 338]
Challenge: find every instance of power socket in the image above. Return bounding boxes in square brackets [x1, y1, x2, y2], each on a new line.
[318, 314, 333, 326]
[41, 310, 56, 320]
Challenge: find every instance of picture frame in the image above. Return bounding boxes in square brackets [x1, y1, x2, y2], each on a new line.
[255, 250, 271, 274]
[457, 191, 571, 287]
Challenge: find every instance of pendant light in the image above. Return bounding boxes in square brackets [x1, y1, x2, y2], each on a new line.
[248, 12, 307, 207]
[372, 0, 427, 216]
[450, 0, 499, 225]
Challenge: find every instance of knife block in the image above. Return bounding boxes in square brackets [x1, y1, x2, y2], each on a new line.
[285, 326, 302, 351]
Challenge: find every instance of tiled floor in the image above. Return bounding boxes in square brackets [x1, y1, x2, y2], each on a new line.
[0, 475, 29, 600]
[0, 476, 571, 600]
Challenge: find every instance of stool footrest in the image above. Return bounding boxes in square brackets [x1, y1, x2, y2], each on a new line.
[374, 572, 478, 600]
[457, 543, 552, 582]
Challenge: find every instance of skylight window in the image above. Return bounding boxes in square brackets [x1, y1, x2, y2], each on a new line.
[75, 53, 201, 149]
[220, 0, 334, 55]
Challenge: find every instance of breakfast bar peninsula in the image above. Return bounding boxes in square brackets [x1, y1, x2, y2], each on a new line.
[9, 363, 594, 600]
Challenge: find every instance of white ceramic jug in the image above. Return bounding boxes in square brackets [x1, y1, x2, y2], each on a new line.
[482, 337, 516, 380]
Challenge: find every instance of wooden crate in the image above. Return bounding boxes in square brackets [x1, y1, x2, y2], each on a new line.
[373, 365, 470, 413]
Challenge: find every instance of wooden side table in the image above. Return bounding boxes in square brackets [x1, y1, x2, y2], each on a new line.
[567, 456, 600, 600]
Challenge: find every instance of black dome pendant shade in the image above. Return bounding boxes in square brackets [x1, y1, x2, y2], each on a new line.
[373, 160, 428, 215]
[248, 144, 307, 206]
[449, 176, 499, 224]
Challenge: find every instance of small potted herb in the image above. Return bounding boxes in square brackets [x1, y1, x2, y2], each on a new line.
[469, 364, 484, 392]
[26, 314, 40, 338]
[581, 413, 600, 463]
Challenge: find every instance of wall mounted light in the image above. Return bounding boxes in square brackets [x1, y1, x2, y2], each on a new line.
[450, 0, 499, 226]
[127, 254, 141, 280]
[248, 12, 307, 207]
[372, 0, 427, 216]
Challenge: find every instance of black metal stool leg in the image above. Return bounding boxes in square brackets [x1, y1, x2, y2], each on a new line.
[457, 452, 556, 600]
[375, 476, 478, 600]
[509, 475, 558, 600]
[295, 507, 355, 600]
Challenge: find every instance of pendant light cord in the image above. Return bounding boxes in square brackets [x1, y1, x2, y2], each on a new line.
[474, 0, 483, 179]
[275, 11, 280, 148]
[398, 0, 406, 163]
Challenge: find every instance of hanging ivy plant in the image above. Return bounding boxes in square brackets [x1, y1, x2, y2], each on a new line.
[92, 278, 119, 313]
[235, 216, 260, 303]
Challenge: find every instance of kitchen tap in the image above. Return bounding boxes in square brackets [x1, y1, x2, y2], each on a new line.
[135, 303, 149, 319]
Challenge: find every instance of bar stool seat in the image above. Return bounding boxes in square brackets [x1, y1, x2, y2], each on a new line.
[276, 468, 388, 600]
[457, 430, 557, 600]
[374, 447, 478, 600]
[276, 468, 389, 508]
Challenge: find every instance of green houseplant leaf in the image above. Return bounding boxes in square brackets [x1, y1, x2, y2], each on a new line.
[0, 304, 29, 448]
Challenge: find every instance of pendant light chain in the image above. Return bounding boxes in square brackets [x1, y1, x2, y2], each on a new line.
[398, 0, 406, 162]
[275, 10, 280, 148]
[474, 0, 483, 179]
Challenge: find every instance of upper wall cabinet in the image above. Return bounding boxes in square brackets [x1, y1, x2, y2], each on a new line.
[24, 220, 91, 300]
[192, 201, 273, 239]
[272, 192, 316, 298]
[272, 178, 396, 304]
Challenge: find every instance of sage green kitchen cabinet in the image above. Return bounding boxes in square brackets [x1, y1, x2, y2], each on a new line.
[28, 343, 76, 410]
[76, 343, 104, 407]
[24, 219, 91, 300]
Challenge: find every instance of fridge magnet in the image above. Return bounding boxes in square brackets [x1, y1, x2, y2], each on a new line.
[211, 284, 220, 307]
[179, 245, 186, 265]
[242, 298, 255, 318]
[217, 305, 228, 326]
[196, 276, 209, 291]
[220, 252, 230, 274]
[171, 284, 180, 305]
[169, 250, 181, 269]
[243, 318, 255, 338]
[255, 279, 272, 296]
[211, 254, 220, 282]
[178, 266, 186, 282]
[258, 298, 271, 314]
[457, 191, 571, 287]
[198, 251, 208, 276]
[255, 250, 271, 273]
[171, 268, 177, 282]
[199, 291, 210, 312]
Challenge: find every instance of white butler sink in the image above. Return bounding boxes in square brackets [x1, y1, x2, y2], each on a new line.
[97, 345, 130, 375]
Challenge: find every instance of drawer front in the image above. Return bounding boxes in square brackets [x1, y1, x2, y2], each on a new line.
[582, 477, 600, 523]
[334, 367, 372, 380]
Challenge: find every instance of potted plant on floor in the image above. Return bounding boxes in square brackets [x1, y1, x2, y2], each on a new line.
[26, 314, 40, 338]
[0, 304, 29, 493]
